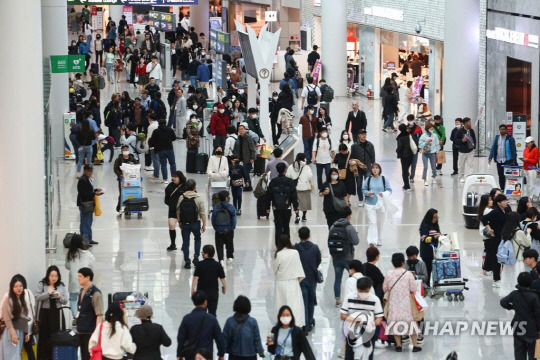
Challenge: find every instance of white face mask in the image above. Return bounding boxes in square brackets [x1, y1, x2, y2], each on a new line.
[227, 76, 231, 80]
[300, 160, 306, 165]
[320, 133, 327, 138]
[238, 89, 244, 94]
[357, 292, 370, 300]
[231, 70, 237, 74]
[331, 175, 339, 180]
[308, 110, 314, 115]
[250, 114, 257, 119]
[273, 96, 278, 100]
[122, 151, 130, 156]
[280, 316, 292, 325]
[201, 52, 206, 56]
[408, 120, 414, 125]
[456, 124, 461, 128]
[343, 135, 349, 140]
[193, 105, 198, 109]
[219, 109, 225, 114]
[213, 107, 218, 111]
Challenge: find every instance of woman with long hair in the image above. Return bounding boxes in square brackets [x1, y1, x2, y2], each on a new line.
[164, 171, 187, 251]
[339, 130, 353, 151]
[105, 46, 116, 84]
[89, 302, 136, 359]
[419, 208, 440, 287]
[333, 143, 356, 198]
[500, 211, 531, 263]
[523, 137, 539, 197]
[65, 234, 95, 316]
[477, 194, 494, 276]
[266, 306, 315, 360]
[113, 46, 124, 83]
[1, 274, 30, 359]
[286, 153, 313, 223]
[319, 168, 348, 229]
[517, 196, 532, 221]
[76, 119, 96, 177]
[316, 106, 332, 133]
[35, 266, 68, 360]
[273, 235, 306, 328]
[362, 163, 392, 246]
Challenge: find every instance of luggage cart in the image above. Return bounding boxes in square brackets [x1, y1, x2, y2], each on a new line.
[120, 164, 149, 219]
[502, 165, 524, 202]
[432, 250, 469, 301]
[208, 181, 229, 218]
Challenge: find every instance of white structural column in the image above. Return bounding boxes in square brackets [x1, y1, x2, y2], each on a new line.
[321, 0, 347, 97]
[0, 0, 46, 292]
[42, 0, 70, 161]
[109, 5, 124, 24]
[443, 0, 479, 125]
[189, 0, 210, 36]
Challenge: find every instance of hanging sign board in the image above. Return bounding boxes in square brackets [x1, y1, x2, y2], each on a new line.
[51, 55, 86, 73]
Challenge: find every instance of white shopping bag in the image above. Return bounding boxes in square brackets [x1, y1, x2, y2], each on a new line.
[415, 280, 428, 310]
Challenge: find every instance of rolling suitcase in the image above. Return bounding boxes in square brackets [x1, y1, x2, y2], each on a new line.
[51, 307, 78, 360]
[53, 346, 78, 360]
[124, 198, 149, 212]
[186, 149, 197, 173]
[253, 157, 266, 176]
[91, 63, 99, 74]
[195, 137, 210, 173]
[257, 194, 269, 220]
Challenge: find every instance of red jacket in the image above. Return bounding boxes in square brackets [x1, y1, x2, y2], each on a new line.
[135, 64, 147, 76]
[523, 147, 539, 170]
[210, 112, 230, 136]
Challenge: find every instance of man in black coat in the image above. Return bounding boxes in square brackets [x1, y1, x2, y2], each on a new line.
[345, 101, 367, 142]
[149, 119, 177, 183]
[455, 117, 476, 183]
[350, 130, 375, 206]
[77, 165, 103, 245]
[265, 162, 299, 246]
[307, 45, 320, 72]
[481, 194, 509, 286]
[130, 305, 172, 359]
[500, 272, 540, 360]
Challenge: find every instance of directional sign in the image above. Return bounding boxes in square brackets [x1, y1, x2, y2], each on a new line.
[67, 0, 198, 5]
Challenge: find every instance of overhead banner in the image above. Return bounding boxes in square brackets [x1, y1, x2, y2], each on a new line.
[67, 0, 198, 5]
[149, 11, 176, 32]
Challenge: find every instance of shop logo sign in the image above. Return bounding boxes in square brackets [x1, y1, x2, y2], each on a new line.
[487, 27, 539, 49]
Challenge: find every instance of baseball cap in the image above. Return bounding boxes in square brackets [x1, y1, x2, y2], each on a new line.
[135, 305, 153, 319]
[359, 129, 367, 134]
[526, 136, 535, 143]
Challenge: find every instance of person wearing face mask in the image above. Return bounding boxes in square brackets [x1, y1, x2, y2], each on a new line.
[449, 118, 462, 176]
[340, 277, 383, 360]
[406, 115, 422, 183]
[197, 58, 211, 94]
[210, 104, 231, 149]
[312, 126, 335, 190]
[299, 105, 318, 164]
[229, 66, 241, 85]
[188, 55, 202, 88]
[207, 146, 229, 183]
[319, 168, 348, 229]
[333, 143, 356, 199]
[317, 106, 332, 134]
[340, 130, 353, 151]
[286, 153, 313, 223]
[396, 123, 415, 191]
[270, 91, 282, 145]
[244, 108, 265, 143]
[114, 145, 139, 213]
[433, 115, 447, 176]
[233, 124, 257, 190]
[362, 163, 392, 246]
[267, 305, 315, 360]
[188, 89, 208, 118]
[418, 122, 439, 186]
[405, 246, 428, 288]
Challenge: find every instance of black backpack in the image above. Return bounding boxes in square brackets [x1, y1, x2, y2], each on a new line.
[179, 196, 198, 224]
[323, 85, 334, 102]
[328, 222, 349, 256]
[307, 85, 318, 105]
[156, 100, 167, 120]
[272, 183, 291, 211]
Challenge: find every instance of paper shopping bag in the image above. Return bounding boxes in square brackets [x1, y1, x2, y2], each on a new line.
[94, 195, 102, 216]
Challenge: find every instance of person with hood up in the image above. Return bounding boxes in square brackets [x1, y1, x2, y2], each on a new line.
[210, 103, 231, 150]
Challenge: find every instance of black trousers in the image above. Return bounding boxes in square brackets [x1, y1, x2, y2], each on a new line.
[117, 179, 122, 212]
[273, 209, 292, 246]
[215, 231, 234, 261]
[37, 306, 60, 360]
[485, 238, 502, 281]
[496, 160, 513, 189]
[271, 119, 282, 145]
[400, 156, 413, 189]
[425, 258, 433, 287]
[23, 337, 36, 360]
[324, 210, 341, 229]
[452, 147, 459, 174]
[79, 333, 92, 360]
[203, 291, 219, 316]
[514, 335, 535, 360]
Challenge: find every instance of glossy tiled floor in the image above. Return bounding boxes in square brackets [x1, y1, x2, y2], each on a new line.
[49, 78, 521, 359]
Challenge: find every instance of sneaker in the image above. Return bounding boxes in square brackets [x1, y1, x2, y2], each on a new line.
[166, 245, 177, 251]
[410, 179, 415, 183]
[335, 299, 341, 308]
[193, 257, 200, 266]
[451, 172, 458, 176]
[492, 280, 501, 288]
[358, 201, 364, 207]
[220, 260, 226, 268]
[412, 347, 422, 352]
[484, 270, 493, 276]
[395, 346, 402, 352]
[302, 217, 307, 223]
[404, 188, 412, 193]
[145, 166, 154, 171]
[162, 180, 169, 184]
[424, 181, 429, 186]
[382, 128, 387, 133]
[437, 170, 443, 176]
[375, 340, 388, 349]
[149, 175, 159, 181]
[295, 216, 300, 224]
[226, 258, 234, 264]
[184, 262, 191, 269]
[459, 178, 465, 183]
[89, 240, 99, 245]
[417, 335, 425, 344]
[432, 177, 437, 183]
[236, 209, 242, 215]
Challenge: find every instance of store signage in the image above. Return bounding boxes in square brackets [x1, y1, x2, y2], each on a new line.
[486, 28, 539, 49]
[364, 6, 403, 21]
[210, 29, 230, 54]
[149, 11, 176, 32]
[50, 55, 85, 73]
[67, 0, 198, 5]
[123, 6, 133, 25]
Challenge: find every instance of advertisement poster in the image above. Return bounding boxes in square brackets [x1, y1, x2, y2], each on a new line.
[505, 177, 524, 196]
[123, 6, 133, 24]
[149, 11, 176, 32]
[512, 114, 527, 158]
[311, 59, 322, 82]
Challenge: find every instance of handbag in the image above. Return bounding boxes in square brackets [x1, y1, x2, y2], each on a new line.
[410, 293, 424, 321]
[437, 150, 446, 164]
[28, 290, 39, 335]
[89, 322, 103, 360]
[383, 270, 407, 318]
[231, 178, 244, 187]
[81, 200, 95, 214]
[94, 195, 102, 217]
[0, 319, 6, 336]
[329, 183, 348, 212]
[180, 314, 207, 358]
[293, 165, 305, 187]
[338, 152, 351, 180]
[316, 270, 324, 284]
[275, 328, 293, 356]
[535, 338, 540, 358]
[409, 135, 418, 153]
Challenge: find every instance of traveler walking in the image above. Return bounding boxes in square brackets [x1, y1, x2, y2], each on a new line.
[481, 194, 509, 287]
[210, 104, 231, 150]
[350, 129, 375, 206]
[233, 124, 256, 190]
[149, 119, 177, 184]
[449, 118, 462, 175]
[502, 212, 531, 262]
[329, 207, 360, 307]
[397, 81, 413, 123]
[363, 245, 385, 301]
[299, 105, 318, 163]
[286, 153, 313, 223]
[229, 155, 247, 215]
[419, 208, 441, 287]
[177, 179, 206, 269]
[300, 77, 321, 115]
[77, 165, 103, 245]
[273, 235, 306, 327]
[307, 45, 320, 72]
[114, 145, 139, 212]
[266, 306, 315, 360]
[522, 137, 539, 197]
[65, 235, 95, 316]
[488, 124, 518, 189]
[345, 102, 368, 142]
[319, 168, 348, 228]
[174, 88, 187, 137]
[76, 118, 97, 176]
[312, 126, 335, 190]
[207, 147, 229, 182]
[362, 163, 392, 246]
[164, 171, 187, 251]
[211, 191, 237, 265]
[146, 55, 163, 87]
[339, 130, 353, 151]
[1, 274, 30, 360]
[130, 304, 172, 359]
[294, 227, 321, 334]
[76, 267, 104, 360]
[266, 162, 299, 246]
[407, 115, 423, 182]
[146, 113, 161, 178]
[333, 143, 356, 197]
[396, 123, 414, 191]
[419, 122, 439, 186]
[382, 86, 398, 132]
[176, 291, 225, 360]
[191, 245, 227, 316]
[455, 117, 476, 183]
[433, 115, 446, 175]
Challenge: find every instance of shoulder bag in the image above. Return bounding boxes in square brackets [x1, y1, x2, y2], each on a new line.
[89, 322, 103, 360]
[28, 290, 39, 335]
[180, 314, 207, 358]
[329, 182, 348, 212]
[409, 134, 418, 154]
[383, 270, 407, 318]
[338, 152, 351, 180]
[292, 165, 305, 187]
[81, 200, 95, 214]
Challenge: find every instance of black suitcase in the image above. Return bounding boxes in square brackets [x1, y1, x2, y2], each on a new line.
[186, 149, 197, 173]
[91, 63, 99, 74]
[124, 198, 149, 212]
[254, 157, 266, 176]
[257, 194, 269, 220]
[196, 153, 209, 173]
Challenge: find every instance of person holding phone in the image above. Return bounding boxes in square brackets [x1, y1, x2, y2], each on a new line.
[266, 306, 315, 360]
[1, 274, 30, 359]
[522, 137, 539, 197]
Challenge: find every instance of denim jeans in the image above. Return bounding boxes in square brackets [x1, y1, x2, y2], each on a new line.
[303, 137, 313, 161]
[106, 62, 114, 82]
[158, 149, 177, 181]
[150, 149, 160, 178]
[231, 185, 243, 210]
[244, 161, 253, 188]
[126, 69, 130, 81]
[189, 76, 198, 88]
[2, 328, 23, 359]
[79, 206, 93, 243]
[422, 152, 437, 180]
[316, 163, 331, 190]
[356, 172, 369, 201]
[333, 258, 350, 299]
[69, 292, 78, 317]
[70, 134, 80, 164]
[383, 114, 395, 129]
[77, 145, 93, 172]
[300, 279, 317, 327]
[410, 153, 419, 179]
[181, 221, 202, 262]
